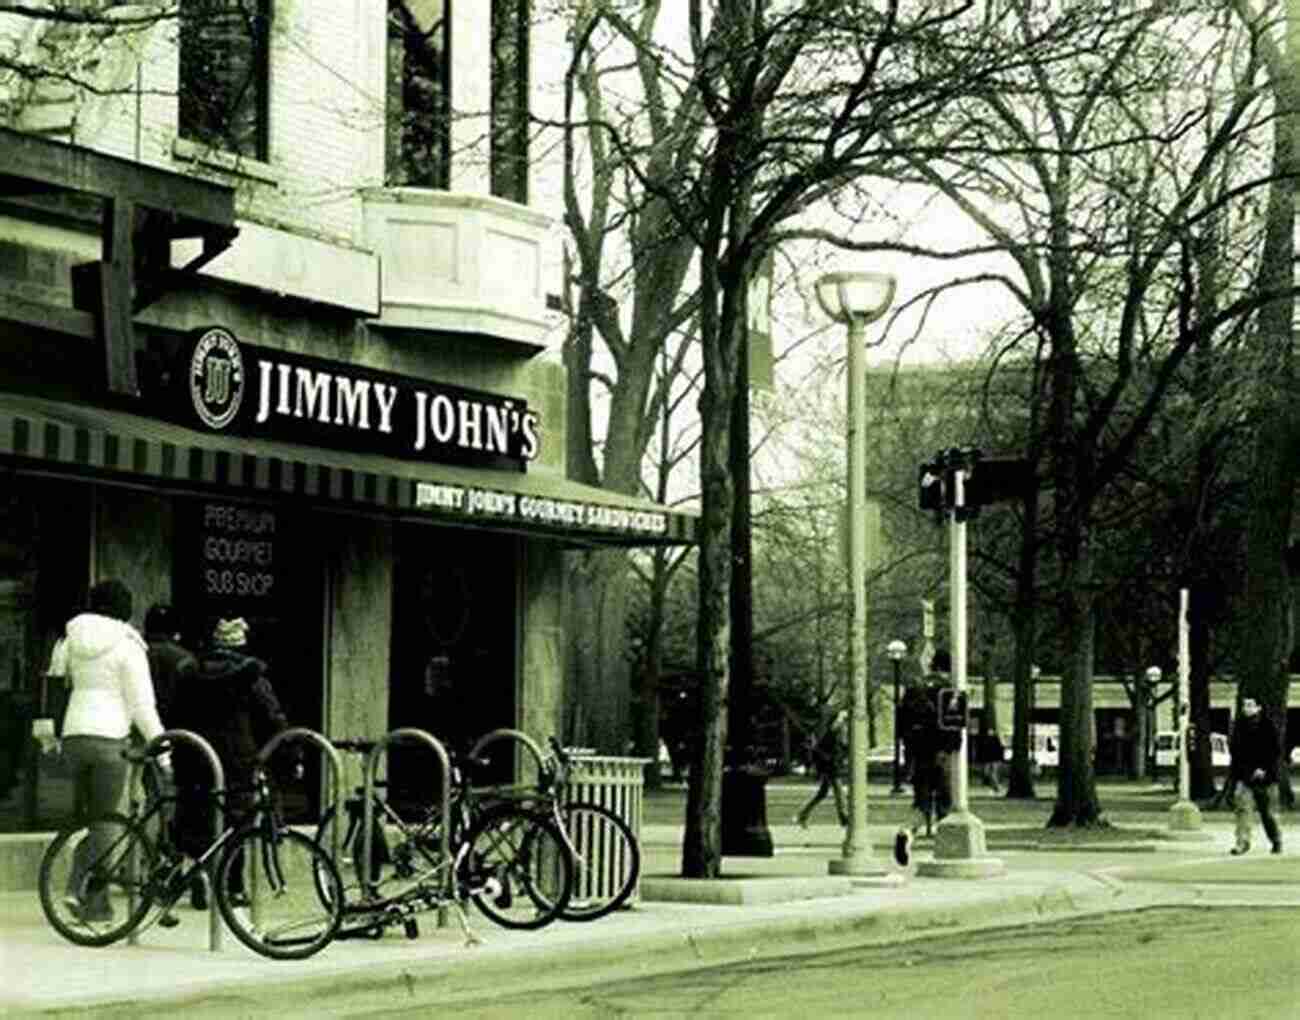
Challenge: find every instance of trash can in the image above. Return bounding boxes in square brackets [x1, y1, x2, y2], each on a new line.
[562, 753, 649, 907]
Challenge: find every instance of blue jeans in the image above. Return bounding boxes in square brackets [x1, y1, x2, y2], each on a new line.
[62, 735, 129, 913]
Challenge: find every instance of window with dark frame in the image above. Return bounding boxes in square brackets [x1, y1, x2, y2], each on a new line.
[178, 0, 272, 161]
[387, 0, 451, 189]
[490, 0, 529, 204]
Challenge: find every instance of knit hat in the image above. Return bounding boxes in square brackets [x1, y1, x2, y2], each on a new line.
[213, 617, 249, 647]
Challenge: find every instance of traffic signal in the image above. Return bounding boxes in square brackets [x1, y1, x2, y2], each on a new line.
[918, 463, 945, 511]
[917, 449, 1033, 514]
[937, 687, 968, 730]
[964, 456, 1035, 508]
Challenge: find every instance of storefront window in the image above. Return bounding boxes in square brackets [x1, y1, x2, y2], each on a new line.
[174, 497, 324, 821]
[490, 0, 530, 203]
[179, 0, 273, 161]
[0, 477, 90, 833]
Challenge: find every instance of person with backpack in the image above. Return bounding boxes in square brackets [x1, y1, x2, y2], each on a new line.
[171, 616, 292, 909]
[793, 709, 848, 829]
[894, 649, 959, 866]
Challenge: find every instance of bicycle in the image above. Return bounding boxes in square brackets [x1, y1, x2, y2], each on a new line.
[464, 731, 640, 921]
[313, 738, 575, 935]
[316, 733, 638, 924]
[38, 743, 344, 960]
[522, 737, 641, 922]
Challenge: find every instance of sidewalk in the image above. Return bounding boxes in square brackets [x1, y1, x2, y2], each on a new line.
[0, 822, 1242, 1018]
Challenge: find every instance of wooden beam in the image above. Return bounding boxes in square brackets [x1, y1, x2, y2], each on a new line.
[0, 290, 95, 340]
[0, 127, 236, 230]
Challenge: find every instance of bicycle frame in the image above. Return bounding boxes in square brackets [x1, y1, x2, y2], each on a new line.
[119, 776, 287, 928]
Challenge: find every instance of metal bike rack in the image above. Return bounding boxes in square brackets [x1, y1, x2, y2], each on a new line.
[252, 727, 343, 931]
[134, 730, 225, 952]
[258, 727, 344, 866]
[468, 728, 548, 790]
[360, 728, 452, 928]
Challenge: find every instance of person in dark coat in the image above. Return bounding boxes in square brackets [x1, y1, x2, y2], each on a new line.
[1229, 696, 1283, 856]
[143, 604, 197, 726]
[894, 649, 957, 866]
[172, 617, 291, 908]
[794, 710, 847, 829]
[142, 604, 197, 805]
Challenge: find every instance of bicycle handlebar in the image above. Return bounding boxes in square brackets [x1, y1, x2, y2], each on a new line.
[122, 741, 173, 765]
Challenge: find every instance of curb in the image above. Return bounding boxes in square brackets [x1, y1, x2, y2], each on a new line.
[4, 873, 1141, 1018]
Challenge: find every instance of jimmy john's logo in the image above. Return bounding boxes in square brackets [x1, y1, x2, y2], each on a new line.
[171, 327, 540, 470]
[190, 327, 245, 430]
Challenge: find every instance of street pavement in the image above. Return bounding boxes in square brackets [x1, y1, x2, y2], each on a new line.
[1, 818, 1292, 1018]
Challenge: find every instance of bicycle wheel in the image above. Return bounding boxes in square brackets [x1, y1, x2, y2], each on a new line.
[458, 804, 572, 930]
[38, 813, 156, 947]
[216, 827, 343, 960]
[557, 801, 640, 921]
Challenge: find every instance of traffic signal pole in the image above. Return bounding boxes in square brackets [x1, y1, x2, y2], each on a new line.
[917, 457, 1005, 879]
[949, 466, 971, 818]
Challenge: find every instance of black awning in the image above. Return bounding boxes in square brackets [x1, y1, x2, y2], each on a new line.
[0, 393, 697, 548]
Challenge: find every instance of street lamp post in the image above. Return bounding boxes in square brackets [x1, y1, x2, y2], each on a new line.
[887, 639, 907, 795]
[816, 270, 895, 877]
[1168, 588, 1205, 836]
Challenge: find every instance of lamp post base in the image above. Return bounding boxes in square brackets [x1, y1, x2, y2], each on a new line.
[1166, 799, 1211, 840]
[827, 851, 890, 878]
[915, 811, 1006, 878]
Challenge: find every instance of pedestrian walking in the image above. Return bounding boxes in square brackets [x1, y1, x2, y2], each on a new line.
[1228, 696, 1283, 856]
[171, 616, 293, 908]
[973, 720, 1004, 793]
[49, 579, 170, 922]
[894, 648, 957, 866]
[794, 709, 848, 829]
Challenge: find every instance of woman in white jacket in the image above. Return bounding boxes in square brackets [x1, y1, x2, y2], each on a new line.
[50, 579, 167, 922]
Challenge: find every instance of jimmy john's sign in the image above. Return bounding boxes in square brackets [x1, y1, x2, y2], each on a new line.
[415, 482, 669, 537]
[154, 326, 540, 471]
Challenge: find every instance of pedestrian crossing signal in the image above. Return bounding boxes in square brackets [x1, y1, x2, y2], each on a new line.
[938, 687, 968, 730]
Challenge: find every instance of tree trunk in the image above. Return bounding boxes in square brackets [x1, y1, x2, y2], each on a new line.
[1050, 533, 1105, 827]
[681, 405, 733, 877]
[1239, 2, 1300, 808]
[564, 550, 631, 753]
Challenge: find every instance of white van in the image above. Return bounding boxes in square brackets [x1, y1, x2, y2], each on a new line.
[1002, 726, 1058, 769]
[1155, 731, 1230, 769]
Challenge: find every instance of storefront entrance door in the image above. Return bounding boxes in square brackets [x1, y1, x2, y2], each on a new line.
[388, 525, 516, 800]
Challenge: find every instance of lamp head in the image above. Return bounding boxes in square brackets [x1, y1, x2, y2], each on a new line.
[815, 270, 896, 325]
[1145, 665, 1162, 683]
[886, 639, 907, 660]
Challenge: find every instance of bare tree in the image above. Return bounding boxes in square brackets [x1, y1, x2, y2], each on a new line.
[817, 4, 1294, 826]
[1232, 0, 1300, 808]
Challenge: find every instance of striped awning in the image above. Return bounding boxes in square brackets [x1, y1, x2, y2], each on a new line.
[0, 392, 697, 547]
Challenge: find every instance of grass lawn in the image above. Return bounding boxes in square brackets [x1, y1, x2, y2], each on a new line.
[1123, 853, 1300, 884]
